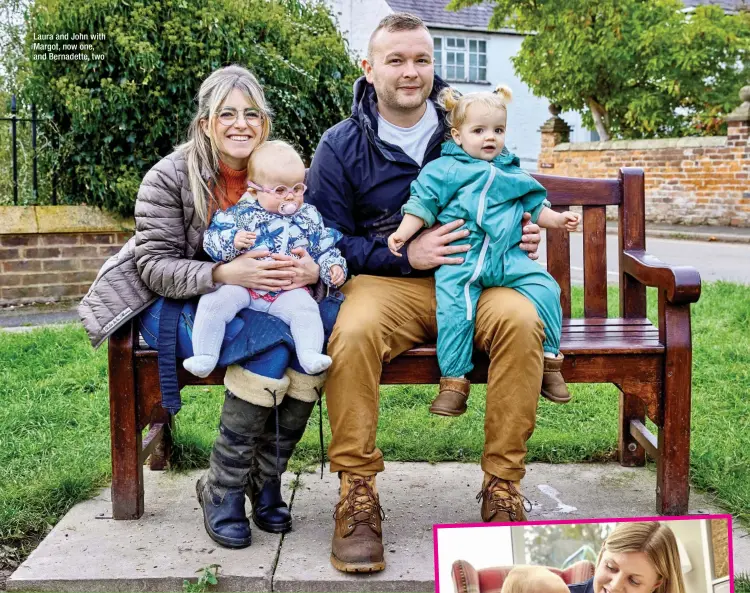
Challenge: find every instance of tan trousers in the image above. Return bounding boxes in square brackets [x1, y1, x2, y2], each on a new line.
[325, 274, 545, 482]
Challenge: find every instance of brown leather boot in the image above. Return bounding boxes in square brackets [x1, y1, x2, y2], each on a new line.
[429, 377, 470, 416]
[477, 473, 532, 522]
[540, 353, 571, 403]
[330, 473, 386, 573]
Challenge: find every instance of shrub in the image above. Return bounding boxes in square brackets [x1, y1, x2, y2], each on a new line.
[22, 0, 360, 215]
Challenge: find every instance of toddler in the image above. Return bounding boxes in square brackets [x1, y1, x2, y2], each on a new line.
[388, 85, 579, 414]
[183, 140, 347, 378]
[501, 566, 570, 593]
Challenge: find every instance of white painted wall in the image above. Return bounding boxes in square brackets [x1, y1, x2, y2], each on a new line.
[323, 0, 393, 61]
[323, 2, 592, 169]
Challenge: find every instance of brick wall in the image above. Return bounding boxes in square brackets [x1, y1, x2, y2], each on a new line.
[0, 206, 133, 306]
[537, 93, 750, 227]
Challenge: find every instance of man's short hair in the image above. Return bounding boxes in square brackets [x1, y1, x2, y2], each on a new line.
[367, 12, 430, 60]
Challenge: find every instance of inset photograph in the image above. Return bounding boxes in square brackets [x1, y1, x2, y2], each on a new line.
[435, 517, 732, 593]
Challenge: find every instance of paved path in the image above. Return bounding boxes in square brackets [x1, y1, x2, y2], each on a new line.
[540, 232, 750, 285]
[8, 462, 749, 592]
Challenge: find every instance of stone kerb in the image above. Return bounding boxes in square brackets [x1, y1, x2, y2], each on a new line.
[0, 205, 134, 306]
[537, 87, 750, 227]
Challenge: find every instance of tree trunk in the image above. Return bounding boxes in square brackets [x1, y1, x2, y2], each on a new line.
[588, 98, 610, 141]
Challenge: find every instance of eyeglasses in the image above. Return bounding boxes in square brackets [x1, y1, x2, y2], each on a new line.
[216, 108, 264, 127]
[247, 181, 307, 198]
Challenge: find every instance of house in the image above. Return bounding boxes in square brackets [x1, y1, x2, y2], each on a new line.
[323, 0, 592, 169]
[323, 0, 746, 168]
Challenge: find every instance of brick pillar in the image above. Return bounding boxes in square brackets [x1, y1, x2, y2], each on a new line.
[726, 86, 750, 223]
[538, 104, 572, 171]
[726, 86, 750, 146]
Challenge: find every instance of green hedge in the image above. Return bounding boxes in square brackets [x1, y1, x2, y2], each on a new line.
[22, 0, 360, 215]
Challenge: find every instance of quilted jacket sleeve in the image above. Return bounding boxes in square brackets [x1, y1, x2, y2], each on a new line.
[134, 155, 219, 299]
[203, 206, 241, 263]
[304, 205, 347, 287]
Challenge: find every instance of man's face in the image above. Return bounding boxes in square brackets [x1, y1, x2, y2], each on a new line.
[363, 27, 434, 115]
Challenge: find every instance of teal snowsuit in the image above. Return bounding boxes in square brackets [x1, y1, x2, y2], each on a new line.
[402, 140, 562, 378]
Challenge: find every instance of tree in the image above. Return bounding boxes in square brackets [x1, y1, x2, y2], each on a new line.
[449, 0, 750, 140]
[20, 0, 360, 215]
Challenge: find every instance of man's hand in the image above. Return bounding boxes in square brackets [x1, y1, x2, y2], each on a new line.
[519, 213, 541, 261]
[405, 219, 471, 271]
[329, 264, 346, 287]
[234, 230, 256, 250]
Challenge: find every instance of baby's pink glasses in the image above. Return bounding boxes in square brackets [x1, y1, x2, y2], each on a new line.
[247, 180, 306, 198]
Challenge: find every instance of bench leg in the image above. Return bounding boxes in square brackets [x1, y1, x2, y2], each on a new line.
[109, 323, 144, 520]
[656, 302, 692, 515]
[149, 408, 173, 471]
[618, 390, 646, 467]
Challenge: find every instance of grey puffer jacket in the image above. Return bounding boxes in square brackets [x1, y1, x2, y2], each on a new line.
[78, 150, 219, 347]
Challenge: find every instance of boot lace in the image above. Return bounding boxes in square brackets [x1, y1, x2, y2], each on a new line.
[333, 476, 386, 531]
[476, 477, 532, 521]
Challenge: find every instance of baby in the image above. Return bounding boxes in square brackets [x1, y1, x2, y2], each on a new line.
[388, 85, 580, 415]
[501, 566, 570, 593]
[183, 140, 347, 378]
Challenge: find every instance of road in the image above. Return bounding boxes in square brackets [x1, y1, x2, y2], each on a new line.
[538, 232, 750, 285]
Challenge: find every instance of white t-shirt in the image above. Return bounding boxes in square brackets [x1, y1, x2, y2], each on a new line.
[377, 100, 439, 166]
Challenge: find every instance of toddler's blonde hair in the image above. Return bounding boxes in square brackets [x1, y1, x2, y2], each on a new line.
[501, 566, 568, 593]
[437, 84, 513, 132]
[247, 140, 304, 184]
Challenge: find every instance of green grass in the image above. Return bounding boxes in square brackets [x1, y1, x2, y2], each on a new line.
[1, 282, 749, 554]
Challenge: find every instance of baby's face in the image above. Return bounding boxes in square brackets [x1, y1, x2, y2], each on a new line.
[250, 159, 306, 216]
[451, 103, 507, 161]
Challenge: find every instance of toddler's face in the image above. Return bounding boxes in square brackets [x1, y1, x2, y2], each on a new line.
[250, 160, 306, 216]
[451, 103, 506, 161]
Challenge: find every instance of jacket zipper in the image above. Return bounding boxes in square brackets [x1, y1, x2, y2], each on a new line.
[463, 164, 496, 321]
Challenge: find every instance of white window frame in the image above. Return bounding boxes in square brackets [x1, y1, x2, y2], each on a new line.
[433, 35, 488, 83]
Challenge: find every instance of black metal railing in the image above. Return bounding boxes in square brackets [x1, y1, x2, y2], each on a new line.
[1, 94, 57, 205]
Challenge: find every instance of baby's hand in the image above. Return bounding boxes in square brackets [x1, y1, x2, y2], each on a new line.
[388, 233, 406, 257]
[562, 212, 581, 232]
[329, 265, 346, 287]
[234, 231, 256, 250]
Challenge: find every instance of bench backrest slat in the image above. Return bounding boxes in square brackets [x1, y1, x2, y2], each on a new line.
[546, 206, 572, 318]
[531, 173, 624, 320]
[583, 205, 608, 318]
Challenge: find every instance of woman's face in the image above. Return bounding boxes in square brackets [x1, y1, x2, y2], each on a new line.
[594, 551, 662, 593]
[202, 88, 263, 170]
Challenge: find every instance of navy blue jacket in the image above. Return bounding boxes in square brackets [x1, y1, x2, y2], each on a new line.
[568, 577, 594, 593]
[306, 75, 449, 277]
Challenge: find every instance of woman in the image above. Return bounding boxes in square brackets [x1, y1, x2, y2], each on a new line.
[568, 522, 686, 593]
[79, 65, 330, 549]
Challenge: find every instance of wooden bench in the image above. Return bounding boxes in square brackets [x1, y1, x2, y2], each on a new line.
[108, 167, 701, 520]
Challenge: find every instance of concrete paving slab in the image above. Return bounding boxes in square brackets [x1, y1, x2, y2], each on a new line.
[7, 469, 288, 592]
[8, 462, 749, 593]
[276, 462, 749, 592]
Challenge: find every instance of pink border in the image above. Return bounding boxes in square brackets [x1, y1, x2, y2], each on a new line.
[433, 514, 735, 593]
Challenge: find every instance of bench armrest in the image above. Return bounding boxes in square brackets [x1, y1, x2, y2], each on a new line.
[622, 249, 701, 305]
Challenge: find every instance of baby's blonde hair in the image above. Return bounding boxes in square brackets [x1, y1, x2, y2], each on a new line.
[501, 566, 568, 593]
[247, 140, 304, 184]
[438, 84, 512, 132]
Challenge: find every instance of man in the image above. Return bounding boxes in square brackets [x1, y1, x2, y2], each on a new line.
[306, 13, 544, 574]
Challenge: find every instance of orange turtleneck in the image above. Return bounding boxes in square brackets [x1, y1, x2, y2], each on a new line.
[216, 159, 248, 211]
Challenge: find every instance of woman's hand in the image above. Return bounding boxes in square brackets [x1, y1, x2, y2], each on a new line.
[212, 248, 296, 292]
[271, 248, 320, 290]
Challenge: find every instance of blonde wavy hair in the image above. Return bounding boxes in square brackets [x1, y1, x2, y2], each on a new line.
[437, 84, 512, 133]
[175, 64, 272, 223]
[598, 522, 686, 593]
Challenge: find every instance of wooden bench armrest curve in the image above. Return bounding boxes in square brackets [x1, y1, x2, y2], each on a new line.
[622, 249, 701, 305]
